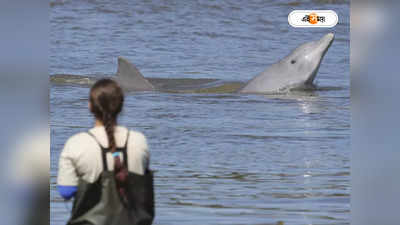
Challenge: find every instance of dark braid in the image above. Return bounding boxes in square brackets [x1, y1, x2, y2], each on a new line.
[89, 79, 128, 202]
[103, 114, 116, 152]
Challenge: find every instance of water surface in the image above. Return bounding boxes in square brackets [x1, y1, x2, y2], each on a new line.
[50, 0, 350, 224]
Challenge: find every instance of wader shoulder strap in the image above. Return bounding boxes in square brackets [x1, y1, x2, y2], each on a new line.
[122, 130, 130, 168]
[87, 131, 109, 171]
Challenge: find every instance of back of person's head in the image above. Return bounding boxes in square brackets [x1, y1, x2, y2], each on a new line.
[89, 79, 129, 200]
[89, 78, 124, 131]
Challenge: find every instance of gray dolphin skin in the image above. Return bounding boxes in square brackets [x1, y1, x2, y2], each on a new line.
[239, 33, 335, 94]
[51, 33, 334, 94]
[115, 57, 155, 91]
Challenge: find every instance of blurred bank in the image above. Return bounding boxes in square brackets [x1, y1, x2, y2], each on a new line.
[352, 1, 400, 225]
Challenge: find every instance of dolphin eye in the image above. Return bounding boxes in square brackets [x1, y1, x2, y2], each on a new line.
[291, 60, 296, 64]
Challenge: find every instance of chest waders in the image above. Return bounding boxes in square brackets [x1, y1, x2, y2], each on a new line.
[67, 131, 155, 225]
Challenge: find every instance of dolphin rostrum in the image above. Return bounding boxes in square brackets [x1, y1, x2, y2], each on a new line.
[239, 33, 335, 94]
[51, 33, 334, 94]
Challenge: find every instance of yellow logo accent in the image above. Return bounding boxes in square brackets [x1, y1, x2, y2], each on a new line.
[302, 12, 326, 24]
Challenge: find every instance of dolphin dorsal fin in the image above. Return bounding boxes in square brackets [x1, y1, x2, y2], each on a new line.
[116, 57, 155, 91]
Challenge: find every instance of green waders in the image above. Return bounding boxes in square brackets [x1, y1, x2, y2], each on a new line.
[66, 131, 154, 225]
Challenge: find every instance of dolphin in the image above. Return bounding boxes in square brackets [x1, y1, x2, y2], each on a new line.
[50, 57, 226, 92]
[239, 33, 335, 94]
[115, 57, 155, 91]
[51, 33, 334, 94]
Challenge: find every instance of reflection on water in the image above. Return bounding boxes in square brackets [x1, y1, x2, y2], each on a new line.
[50, 0, 349, 224]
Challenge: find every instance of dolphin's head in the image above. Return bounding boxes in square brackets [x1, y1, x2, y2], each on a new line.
[283, 33, 334, 86]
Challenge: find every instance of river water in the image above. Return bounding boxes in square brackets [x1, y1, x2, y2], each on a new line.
[50, 0, 350, 224]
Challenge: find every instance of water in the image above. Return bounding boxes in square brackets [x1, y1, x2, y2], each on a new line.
[50, 0, 350, 224]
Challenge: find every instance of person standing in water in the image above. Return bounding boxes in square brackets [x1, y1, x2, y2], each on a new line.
[57, 79, 154, 225]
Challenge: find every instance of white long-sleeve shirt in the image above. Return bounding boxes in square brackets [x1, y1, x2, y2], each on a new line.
[57, 126, 150, 186]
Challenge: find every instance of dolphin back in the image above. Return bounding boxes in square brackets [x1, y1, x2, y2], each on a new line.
[116, 57, 155, 91]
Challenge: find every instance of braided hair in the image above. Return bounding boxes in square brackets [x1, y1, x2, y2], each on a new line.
[89, 79, 128, 201]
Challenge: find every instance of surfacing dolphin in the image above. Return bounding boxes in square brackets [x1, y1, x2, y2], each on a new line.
[239, 33, 335, 94]
[115, 56, 155, 91]
[51, 33, 334, 94]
